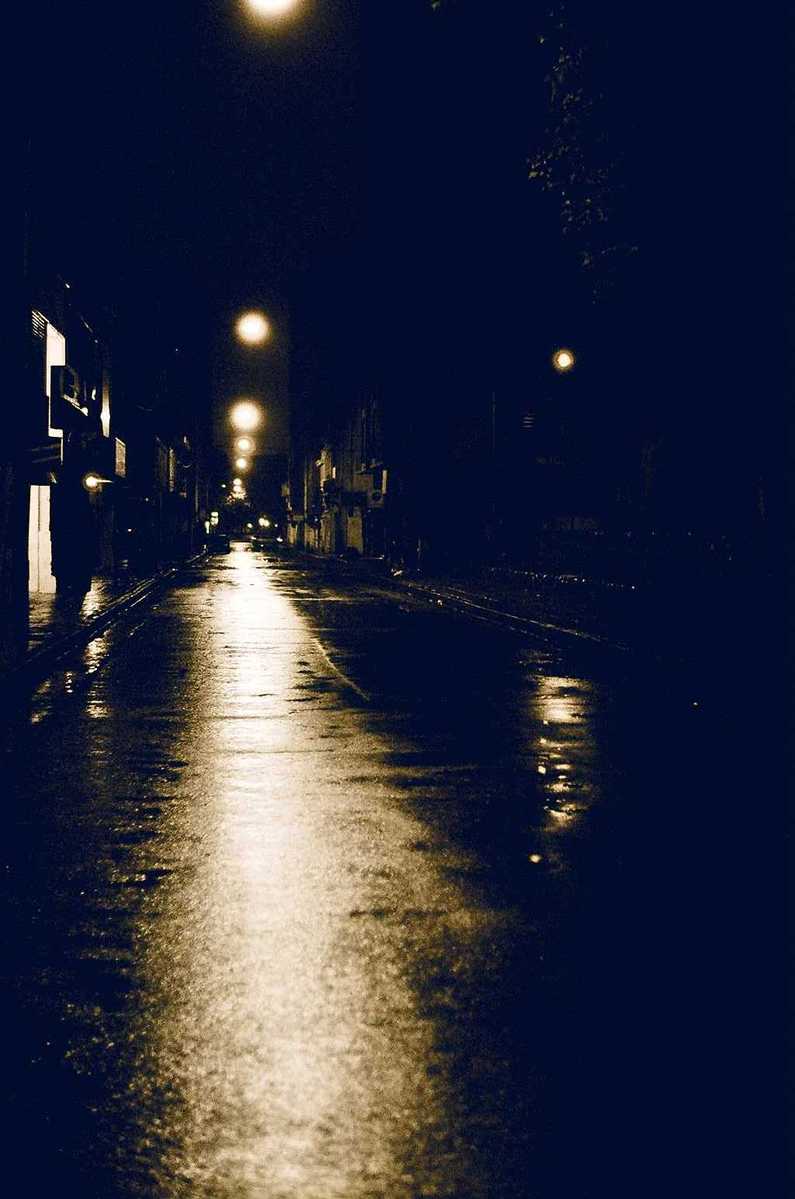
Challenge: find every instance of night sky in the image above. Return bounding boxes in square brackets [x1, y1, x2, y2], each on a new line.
[28, 5, 568, 396]
[26, 0, 771, 488]
[29, 0, 370, 456]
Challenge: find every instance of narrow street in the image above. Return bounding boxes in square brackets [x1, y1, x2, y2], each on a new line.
[0, 545, 764, 1198]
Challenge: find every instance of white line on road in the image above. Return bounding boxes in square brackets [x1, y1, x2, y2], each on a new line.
[312, 637, 372, 704]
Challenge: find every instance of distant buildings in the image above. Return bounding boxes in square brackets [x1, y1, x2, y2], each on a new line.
[286, 395, 386, 558]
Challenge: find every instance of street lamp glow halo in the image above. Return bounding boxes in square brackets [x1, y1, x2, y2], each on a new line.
[552, 347, 576, 373]
[235, 310, 270, 345]
[246, 0, 298, 16]
[229, 400, 263, 432]
[235, 436, 255, 453]
[235, 457, 250, 471]
[83, 473, 112, 491]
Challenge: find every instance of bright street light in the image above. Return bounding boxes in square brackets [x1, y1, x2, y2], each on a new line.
[235, 436, 255, 454]
[82, 473, 112, 491]
[235, 310, 270, 345]
[552, 347, 576, 373]
[258, 517, 271, 528]
[235, 457, 250, 471]
[229, 400, 263, 432]
[246, 0, 299, 17]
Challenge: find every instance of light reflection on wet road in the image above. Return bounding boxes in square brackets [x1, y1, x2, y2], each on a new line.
[0, 546, 756, 1196]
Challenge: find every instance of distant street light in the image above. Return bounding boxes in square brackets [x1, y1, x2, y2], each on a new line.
[235, 310, 270, 345]
[232, 477, 243, 488]
[229, 400, 263, 432]
[82, 473, 111, 491]
[552, 347, 576, 373]
[235, 457, 250, 471]
[235, 436, 255, 454]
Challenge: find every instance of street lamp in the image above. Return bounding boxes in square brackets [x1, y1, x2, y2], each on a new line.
[235, 310, 270, 345]
[246, 0, 299, 16]
[229, 400, 263, 432]
[552, 347, 576, 373]
[235, 457, 250, 471]
[235, 436, 255, 454]
[82, 473, 111, 491]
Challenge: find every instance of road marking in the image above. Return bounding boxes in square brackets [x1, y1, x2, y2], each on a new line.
[312, 638, 372, 704]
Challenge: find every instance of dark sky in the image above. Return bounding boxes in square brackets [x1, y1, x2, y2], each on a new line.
[26, 0, 770, 484]
[28, 3, 569, 391]
[33, 2, 363, 291]
[29, 0, 369, 457]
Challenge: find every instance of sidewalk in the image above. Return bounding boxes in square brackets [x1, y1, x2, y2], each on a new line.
[300, 553, 645, 650]
[300, 550, 767, 675]
[389, 570, 638, 650]
[6, 555, 205, 685]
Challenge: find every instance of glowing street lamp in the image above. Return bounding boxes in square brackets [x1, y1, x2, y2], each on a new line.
[229, 400, 263, 432]
[235, 436, 255, 454]
[246, 0, 299, 17]
[82, 473, 112, 491]
[235, 457, 250, 471]
[258, 517, 271, 528]
[552, 347, 576, 373]
[235, 310, 270, 345]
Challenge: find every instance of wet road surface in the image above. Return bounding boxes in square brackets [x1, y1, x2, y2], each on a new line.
[0, 547, 776, 1197]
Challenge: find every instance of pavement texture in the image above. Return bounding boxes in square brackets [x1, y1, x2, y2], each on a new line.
[0, 543, 778, 1198]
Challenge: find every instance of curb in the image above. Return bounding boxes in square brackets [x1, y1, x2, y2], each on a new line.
[380, 576, 631, 652]
[2, 552, 206, 690]
[287, 551, 631, 652]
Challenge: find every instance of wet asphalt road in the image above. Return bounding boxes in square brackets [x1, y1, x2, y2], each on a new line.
[0, 546, 776, 1197]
